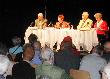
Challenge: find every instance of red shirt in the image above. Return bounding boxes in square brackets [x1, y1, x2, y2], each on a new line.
[94, 20, 109, 35]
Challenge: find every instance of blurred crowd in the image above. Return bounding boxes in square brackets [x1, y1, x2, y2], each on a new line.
[0, 34, 110, 79]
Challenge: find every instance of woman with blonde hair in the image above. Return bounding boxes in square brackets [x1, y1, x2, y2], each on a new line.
[94, 13, 109, 45]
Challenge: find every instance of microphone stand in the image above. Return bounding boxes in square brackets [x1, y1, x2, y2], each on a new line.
[44, 0, 47, 19]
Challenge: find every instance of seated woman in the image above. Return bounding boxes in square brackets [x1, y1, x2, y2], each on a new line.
[55, 14, 70, 29]
[30, 41, 42, 65]
[9, 36, 23, 62]
[12, 43, 36, 79]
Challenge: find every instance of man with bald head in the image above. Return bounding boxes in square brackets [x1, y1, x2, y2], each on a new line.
[12, 43, 36, 79]
[77, 12, 93, 30]
[35, 47, 71, 79]
[35, 13, 47, 29]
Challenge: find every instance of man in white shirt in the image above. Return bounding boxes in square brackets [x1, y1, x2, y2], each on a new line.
[35, 13, 47, 29]
[77, 12, 93, 30]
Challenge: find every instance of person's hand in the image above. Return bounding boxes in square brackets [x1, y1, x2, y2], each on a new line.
[31, 64, 38, 68]
[92, 28, 96, 30]
[97, 27, 102, 30]
[97, 27, 106, 32]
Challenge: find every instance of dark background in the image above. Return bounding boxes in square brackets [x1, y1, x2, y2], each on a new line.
[1, 0, 110, 47]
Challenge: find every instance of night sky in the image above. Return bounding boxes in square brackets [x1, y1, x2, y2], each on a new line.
[1, 0, 110, 47]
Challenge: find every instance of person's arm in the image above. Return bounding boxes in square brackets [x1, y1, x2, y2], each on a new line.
[43, 19, 48, 28]
[98, 21, 108, 32]
[99, 59, 107, 79]
[31, 64, 38, 68]
[66, 22, 70, 28]
[35, 20, 37, 27]
[93, 22, 97, 30]
[77, 20, 82, 30]
[100, 60, 107, 72]
[55, 22, 60, 29]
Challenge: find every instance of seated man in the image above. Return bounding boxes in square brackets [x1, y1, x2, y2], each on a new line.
[42, 42, 54, 64]
[55, 14, 70, 29]
[35, 48, 71, 79]
[9, 36, 23, 61]
[35, 13, 47, 29]
[28, 33, 38, 45]
[55, 36, 80, 74]
[77, 12, 93, 30]
[12, 43, 36, 79]
[80, 45, 107, 79]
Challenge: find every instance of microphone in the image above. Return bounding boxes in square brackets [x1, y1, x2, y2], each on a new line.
[29, 22, 34, 27]
[48, 22, 53, 27]
[70, 25, 74, 29]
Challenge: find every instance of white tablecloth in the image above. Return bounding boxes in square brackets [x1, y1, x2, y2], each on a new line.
[24, 27, 98, 52]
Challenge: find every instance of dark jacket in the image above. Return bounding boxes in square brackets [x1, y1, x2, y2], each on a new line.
[12, 61, 36, 79]
[54, 48, 80, 74]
